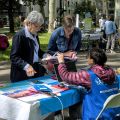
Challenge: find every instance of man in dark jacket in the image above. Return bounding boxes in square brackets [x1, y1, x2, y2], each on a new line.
[10, 11, 46, 82]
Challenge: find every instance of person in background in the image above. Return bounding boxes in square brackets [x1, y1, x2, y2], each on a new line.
[104, 15, 116, 53]
[99, 16, 106, 31]
[10, 11, 46, 82]
[53, 18, 58, 30]
[57, 48, 119, 120]
[47, 15, 81, 59]
[99, 15, 106, 39]
[98, 15, 106, 50]
[0, 34, 9, 51]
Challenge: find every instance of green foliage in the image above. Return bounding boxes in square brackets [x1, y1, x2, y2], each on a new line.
[14, 17, 21, 29]
[74, 0, 96, 19]
[38, 32, 51, 51]
[22, 0, 46, 6]
[0, 0, 20, 11]
[0, 0, 21, 33]
[0, 32, 51, 61]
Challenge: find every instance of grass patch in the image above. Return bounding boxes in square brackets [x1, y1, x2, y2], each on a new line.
[0, 32, 51, 61]
[0, 27, 10, 34]
[39, 32, 51, 51]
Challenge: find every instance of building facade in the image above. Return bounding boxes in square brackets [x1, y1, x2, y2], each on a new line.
[115, 0, 120, 29]
[25, 0, 85, 18]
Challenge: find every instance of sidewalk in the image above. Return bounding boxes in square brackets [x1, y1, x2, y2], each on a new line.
[0, 61, 10, 70]
[0, 61, 10, 83]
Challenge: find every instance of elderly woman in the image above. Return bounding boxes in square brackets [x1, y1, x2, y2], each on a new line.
[10, 11, 46, 82]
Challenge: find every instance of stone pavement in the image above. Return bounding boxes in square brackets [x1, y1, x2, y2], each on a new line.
[0, 61, 10, 83]
[0, 51, 120, 83]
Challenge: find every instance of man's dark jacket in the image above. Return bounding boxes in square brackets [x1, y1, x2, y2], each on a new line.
[10, 28, 45, 82]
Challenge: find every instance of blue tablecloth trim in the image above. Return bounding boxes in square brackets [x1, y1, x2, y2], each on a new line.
[39, 89, 82, 115]
[117, 75, 120, 89]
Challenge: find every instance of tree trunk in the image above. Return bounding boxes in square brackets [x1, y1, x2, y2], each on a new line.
[48, 0, 55, 33]
[8, 0, 14, 33]
[95, 0, 101, 24]
[104, 0, 108, 18]
[102, 0, 108, 17]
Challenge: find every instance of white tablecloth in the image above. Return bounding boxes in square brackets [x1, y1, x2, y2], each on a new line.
[0, 95, 50, 120]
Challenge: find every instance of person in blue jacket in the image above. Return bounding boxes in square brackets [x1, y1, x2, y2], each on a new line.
[47, 15, 82, 58]
[10, 11, 46, 82]
[57, 48, 120, 120]
[47, 15, 82, 120]
[104, 15, 116, 53]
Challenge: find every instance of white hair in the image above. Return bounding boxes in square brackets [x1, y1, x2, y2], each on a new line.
[27, 11, 44, 25]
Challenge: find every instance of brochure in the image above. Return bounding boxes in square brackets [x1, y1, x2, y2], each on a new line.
[0, 83, 69, 102]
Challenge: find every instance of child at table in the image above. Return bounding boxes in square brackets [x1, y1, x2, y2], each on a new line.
[57, 48, 119, 120]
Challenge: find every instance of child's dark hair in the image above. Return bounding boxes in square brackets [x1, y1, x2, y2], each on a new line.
[88, 48, 107, 66]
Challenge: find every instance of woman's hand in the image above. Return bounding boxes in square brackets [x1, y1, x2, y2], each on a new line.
[71, 52, 77, 59]
[26, 65, 37, 77]
[63, 51, 74, 57]
[63, 51, 77, 60]
[57, 53, 64, 64]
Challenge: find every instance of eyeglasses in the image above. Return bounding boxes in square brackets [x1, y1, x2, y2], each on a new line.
[33, 23, 41, 28]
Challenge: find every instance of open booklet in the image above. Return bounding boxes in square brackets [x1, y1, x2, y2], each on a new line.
[41, 56, 77, 63]
[0, 83, 69, 102]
